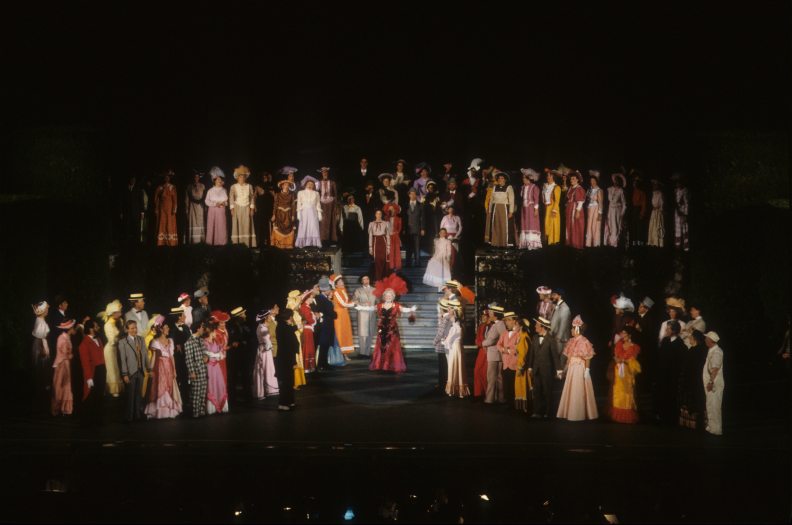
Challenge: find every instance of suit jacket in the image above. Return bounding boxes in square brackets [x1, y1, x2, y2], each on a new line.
[170, 322, 192, 349]
[361, 192, 379, 223]
[118, 335, 151, 377]
[404, 200, 424, 234]
[482, 320, 506, 362]
[528, 333, 561, 373]
[314, 294, 337, 345]
[275, 322, 299, 371]
[79, 334, 105, 400]
[440, 189, 465, 215]
[192, 305, 210, 328]
[124, 309, 150, 334]
[550, 301, 571, 348]
[49, 309, 68, 348]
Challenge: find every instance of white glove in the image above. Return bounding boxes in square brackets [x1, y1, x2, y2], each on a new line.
[584, 368, 590, 380]
[468, 192, 475, 199]
[556, 370, 563, 379]
[87, 379, 94, 388]
[527, 368, 532, 374]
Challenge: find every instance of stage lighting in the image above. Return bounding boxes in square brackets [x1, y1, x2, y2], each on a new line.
[344, 508, 356, 520]
[479, 494, 490, 501]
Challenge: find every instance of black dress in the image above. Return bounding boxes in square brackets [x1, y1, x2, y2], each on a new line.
[342, 205, 365, 252]
[254, 184, 274, 247]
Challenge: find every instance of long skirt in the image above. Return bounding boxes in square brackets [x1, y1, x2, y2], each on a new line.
[647, 209, 664, 247]
[605, 206, 624, 247]
[272, 228, 295, 249]
[334, 306, 355, 354]
[296, 205, 322, 248]
[302, 328, 316, 372]
[369, 333, 406, 373]
[294, 349, 306, 389]
[445, 340, 470, 398]
[252, 349, 279, 399]
[705, 384, 723, 435]
[320, 201, 338, 242]
[51, 361, 73, 415]
[514, 370, 529, 412]
[545, 207, 561, 245]
[145, 357, 182, 419]
[206, 207, 228, 246]
[423, 255, 451, 290]
[609, 358, 641, 423]
[565, 208, 585, 249]
[157, 211, 178, 246]
[372, 235, 388, 281]
[557, 357, 598, 421]
[104, 343, 122, 396]
[518, 206, 542, 250]
[187, 203, 205, 244]
[231, 206, 257, 247]
[675, 212, 689, 251]
[585, 208, 602, 247]
[485, 203, 513, 247]
[473, 347, 488, 397]
[388, 233, 402, 270]
[206, 359, 229, 415]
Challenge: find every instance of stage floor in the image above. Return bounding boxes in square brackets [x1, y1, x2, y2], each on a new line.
[3, 354, 790, 523]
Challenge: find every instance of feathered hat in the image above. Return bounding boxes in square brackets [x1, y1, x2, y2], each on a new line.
[521, 168, 540, 181]
[373, 273, 408, 298]
[103, 300, 122, 321]
[209, 166, 225, 180]
[233, 165, 251, 179]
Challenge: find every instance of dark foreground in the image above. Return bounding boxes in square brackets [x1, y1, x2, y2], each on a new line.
[2, 354, 789, 524]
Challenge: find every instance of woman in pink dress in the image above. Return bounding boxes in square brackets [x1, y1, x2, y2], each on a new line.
[145, 317, 183, 419]
[253, 309, 279, 400]
[205, 167, 229, 246]
[369, 274, 416, 374]
[518, 169, 542, 250]
[51, 319, 76, 416]
[557, 315, 598, 421]
[205, 323, 229, 415]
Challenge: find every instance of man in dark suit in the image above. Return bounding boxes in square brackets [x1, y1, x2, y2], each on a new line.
[227, 307, 254, 404]
[527, 317, 563, 418]
[440, 178, 465, 216]
[120, 175, 148, 245]
[314, 277, 337, 371]
[360, 181, 379, 233]
[118, 319, 151, 422]
[404, 188, 424, 267]
[169, 306, 192, 413]
[49, 295, 69, 348]
[192, 289, 211, 328]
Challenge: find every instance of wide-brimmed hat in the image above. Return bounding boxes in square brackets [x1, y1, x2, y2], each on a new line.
[210, 310, 230, 323]
[535, 316, 552, 328]
[233, 165, 251, 179]
[255, 309, 272, 323]
[32, 301, 49, 316]
[277, 179, 293, 189]
[177, 292, 190, 303]
[104, 300, 122, 318]
[494, 171, 510, 183]
[588, 170, 601, 180]
[316, 167, 332, 174]
[57, 319, 76, 330]
[378, 172, 393, 181]
[301, 175, 319, 188]
[426, 180, 438, 189]
[572, 315, 584, 327]
[278, 166, 298, 175]
[521, 168, 540, 181]
[415, 162, 432, 175]
[128, 292, 145, 302]
[614, 295, 635, 312]
[665, 297, 685, 309]
[467, 158, 484, 171]
[209, 166, 225, 180]
[536, 286, 552, 295]
[611, 173, 627, 187]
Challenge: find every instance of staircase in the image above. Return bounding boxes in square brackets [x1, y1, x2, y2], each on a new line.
[341, 251, 443, 352]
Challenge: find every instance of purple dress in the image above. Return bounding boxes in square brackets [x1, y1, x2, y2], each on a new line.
[518, 183, 542, 250]
[295, 189, 322, 248]
[205, 186, 228, 246]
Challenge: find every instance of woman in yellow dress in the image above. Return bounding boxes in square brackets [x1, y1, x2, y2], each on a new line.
[331, 275, 356, 357]
[609, 326, 642, 423]
[543, 169, 561, 245]
[102, 300, 124, 397]
[514, 318, 532, 413]
[286, 290, 307, 389]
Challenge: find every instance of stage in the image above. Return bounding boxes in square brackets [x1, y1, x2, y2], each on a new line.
[2, 354, 789, 523]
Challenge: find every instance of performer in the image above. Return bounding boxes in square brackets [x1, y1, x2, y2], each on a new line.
[422, 180, 442, 248]
[154, 169, 178, 246]
[205, 322, 229, 415]
[272, 171, 298, 249]
[145, 318, 182, 419]
[536, 286, 555, 321]
[31, 301, 52, 411]
[440, 177, 465, 215]
[379, 173, 399, 205]
[341, 195, 365, 252]
[175, 292, 193, 328]
[434, 299, 453, 390]
[404, 189, 424, 267]
[329, 275, 355, 356]
[360, 181, 379, 231]
[518, 169, 542, 250]
[297, 289, 318, 372]
[314, 277, 337, 371]
[609, 326, 642, 423]
[253, 309, 279, 400]
[254, 171, 275, 247]
[657, 320, 686, 425]
[444, 301, 469, 398]
[473, 307, 492, 399]
[565, 171, 586, 249]
[229, 165, 257, 247]
[102, 300, 124, 397]
[543, 169, 562, 245]
[184, 322, 209, 418]
[118, 319, 150, 422]
[482, 305, 507, 404]
[628, 172, 648, 247]
[121, 175, 148, 244]
[276, 309, 300, 411]
[383, 201, 402, 271]
[227, 307, 254, 403]
[514, 318, 532, 412]
[393, 159, 411, 202]
[647, 179, 665, 247]
[484, 171, 515, 248]
[673, 173, 690, 251]
[294, 175, 322, 249]
[210, 310, 231, 386]
[439, 204, 462, 273]
[185, 170, 206, 244]
[497, 312, 521, 405]
[679, 329, 707, 430]
[423, 228, 453, 291]
[78, 319, 106, 426]
[353, 276, 377, 358]
[550, 289, 571, 361]
[659, 297, 687, 346]
[605, 173, 627, 247]
[557, 316, 598, 421]
[169, 306, 191, 413]
[368, 209, 391, 281]
[584, 171, 603, 247]
[412, 162, 433, 199]
[369, 274, 416, 373]
[125, 293, 149, 338]
[51, 319, 76, 416]
[191, 289, 211, 328]
[527, 317, 562, 418]
[317, 167, 339, 246]
[205, 167, 229, 246]
[703, 331, 724, 435]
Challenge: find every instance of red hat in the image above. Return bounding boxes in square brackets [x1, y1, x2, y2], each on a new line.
[210, 310, 230, 323]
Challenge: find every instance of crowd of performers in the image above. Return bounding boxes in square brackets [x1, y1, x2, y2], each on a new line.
[32, 273, 724, 435]
[120, 159, 692, 273]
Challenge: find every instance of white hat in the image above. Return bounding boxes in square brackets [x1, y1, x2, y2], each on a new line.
[536, 285, 552, 295]
[614, 295, 635, 312]
[467, 158, 483, 171]
[521, 168, 540, 181]
[301, 175, 319, 188]
[32, 301, 49, 316]
[278, 166, 299, 175]
[705, 331, 720, 343]
[641, 297, 655, 308]
[209, 166, 225, 180]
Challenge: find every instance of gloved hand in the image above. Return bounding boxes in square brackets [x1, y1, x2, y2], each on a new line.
[87, 379, 94, 388]
[556, 370, 563, 379]
[584, 368, 591, 380]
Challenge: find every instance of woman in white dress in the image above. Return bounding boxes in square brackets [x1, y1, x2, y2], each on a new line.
[295, 176, 322, 248]
[443, 302, 469, 398]
[647, 179, 665, 247]
[422, 228, 453, 291]
[605, 173, 626, 247]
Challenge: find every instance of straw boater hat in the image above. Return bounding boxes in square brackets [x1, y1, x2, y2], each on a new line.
[438, 298, 450, 311]
[521, 168, 540, 181]
[665, 297, 686, 310]
[233, 165, 251, 179]
[535, 316, 552, 328]
[230, 306, 246, 318]
[177, 293, 190, 303]
[128, 292, 144, 302]
[611, 173, 627, 187]
[301, 175, 319, 188]
[330, 274, 344, 288]
[169, 306, 185, 315]
[57, 319, 76, 331]
[503, 311, 518, 319]
[446, 299, 462, 315]
[536, 285, 552, 295]
[209, 166, 225, 180]
[32, 301, 49, 316]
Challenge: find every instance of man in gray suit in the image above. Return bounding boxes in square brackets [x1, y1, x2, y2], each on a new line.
[550, 288, 571, 362]
[125, 292, 149, 335]
[528, 317, 562, 418]
[118, 319, 151, 422]
[404, 188, 424, 267]
[482, 306, 507, 404]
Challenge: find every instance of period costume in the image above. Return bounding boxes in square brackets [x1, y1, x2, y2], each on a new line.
[102, 302, 124, 397]
[557, 331, 598, 421]
[145, 337, 183, 419]
[205, 339, 228, 415]
[565, 181, 586, 249]
[184, 334, 208, 417]
[297, 296, 317, 372]
[78, 332, 106, 425]
[679, 338, 707, 429]
[434, 306, 452, 389]
[703, 334, 724, 435]
[674, 183, 690, 251]
[423, 237, 453, 290]
[629, 180, 648, 247]
[514, 328, 531, 412]
[341, 202, 365, 252]
[254, 179, 274, 247]
[484, 180, 515, 247]
[473, 321, 490, 398]
[605, 176, 626, 247]
[543, 178, 562, 245]
[382, 202, 402, 270]
[318, 172, 339, 243]
[609, 339, 641, 423]
[118, 333, 151, 421]
[296, 180, 323, 248]
[368, 219, 391, 281]
[253, 313, 279, 399]
[482, 316, 507, 404]
[121, 179, 148, 243]
[331, 277, 356, 355]
[444, 313, 469, 398]
[155, 181, 178, 246]
[51, 329, 74, 416]
[657, 333, 686, 424]
[185, 180, 206, 243]
[550, 298, 571, 359]
[528, 325, 561, 417]
[229, 168, 257, 247]
[585, 183, 603, 247]
[404, 198, 424, 266]
[31, 304, 51, 409]
[205, 183, 229, 246]
[276, 320, 300, 408]
[369, 303, 408, 373]
[518, 173, 542, 250]
[497, 321, 521, 404]
[314, 281, 337, 370]
[647, 188, 665, 247]
[353, 284, 377, 357]
[272, 182, 297, 249]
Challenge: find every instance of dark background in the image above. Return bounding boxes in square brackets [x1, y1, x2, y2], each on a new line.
[0, 1, 789, 392]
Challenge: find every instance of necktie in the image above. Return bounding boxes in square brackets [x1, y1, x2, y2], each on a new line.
[134, 339, 142, 370]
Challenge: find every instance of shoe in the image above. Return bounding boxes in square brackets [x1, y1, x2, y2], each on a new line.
[531, 414, 542, 419]
[278, 405, 291, 411]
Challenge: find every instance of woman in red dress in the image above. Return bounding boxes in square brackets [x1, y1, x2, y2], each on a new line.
[155, 169, 178, 246]
[369, 274, 416, 374]
[383, 202, 402, 271]
[299, 288, 318, 373]
[473, 308, 491, 398]
[564, 171, 586, 249]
